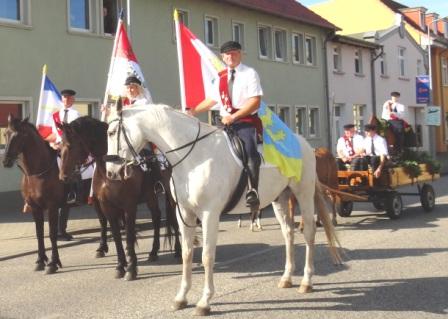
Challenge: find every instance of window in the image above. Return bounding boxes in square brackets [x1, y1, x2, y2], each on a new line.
[354, 49, 363, 74]
[205, 16, 218, 47]
[444, 21, 448, 38]
[232, 22, 244, 49]
[420, 12, 426, 30]
[177, 9, 189, 26]
[305, 35, 316, 66]
[0, 101, 25, 150]
[278, 106, 290, 126]
[274, 29, 287, 61]
[268, 105, 276, 113]
[333, 45, 341, 71]
[380, 53, 387, 76]
[442, 57, 448, 85]
[208, 110, 220, 126]
[308, 107, 319, 137]
[73, 101, 96, 117]
[417, 59, 424, 76]
[353, 104, 365, 131]
[295, 106, 306, 136]
[0, 0, 30, 25]
[70, 0, 90, 30]
[333, 103, 344, 148]
[258, 25, 271, 59]
[102, 0, 118, 35]
[292, 33, 303, 64]
[398, 47, 406, 77]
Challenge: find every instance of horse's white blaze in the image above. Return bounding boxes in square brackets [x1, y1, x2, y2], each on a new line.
[106, 104, 340, 312]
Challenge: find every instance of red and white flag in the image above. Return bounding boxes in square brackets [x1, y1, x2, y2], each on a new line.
[36, 65, 63, 138]
[103, 13, 152, 109]
[174, 10, 226, 111]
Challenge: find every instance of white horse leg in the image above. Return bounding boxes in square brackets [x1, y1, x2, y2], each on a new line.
[174, 209, 197, 310]
[295, 187, 316, 293]
[195, 212, 219, 316]
[271, 190, 295, 288]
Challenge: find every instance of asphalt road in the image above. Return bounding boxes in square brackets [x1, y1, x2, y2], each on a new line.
[1, 177, 448, 319]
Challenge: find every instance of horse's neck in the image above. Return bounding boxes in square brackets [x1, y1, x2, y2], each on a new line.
[21, 131, 54, 175]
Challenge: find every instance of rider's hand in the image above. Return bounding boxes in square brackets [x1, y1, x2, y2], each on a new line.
[374, 168, 382, 178]
[185, 108, 196, 116]
[221, 114, 235, 126]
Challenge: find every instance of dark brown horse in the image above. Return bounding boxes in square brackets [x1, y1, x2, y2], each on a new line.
[2, 115, 64, 274]
[59, 116, 181, 280]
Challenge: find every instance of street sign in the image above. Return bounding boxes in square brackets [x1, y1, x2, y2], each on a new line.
[416, 75, 430, 104]
[426, 106, 441, 126]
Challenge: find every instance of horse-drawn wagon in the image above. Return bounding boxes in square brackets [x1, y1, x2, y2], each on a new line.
[337, 162, 439, 219]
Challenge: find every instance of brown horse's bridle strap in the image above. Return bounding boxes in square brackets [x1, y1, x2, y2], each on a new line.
[16, 158, 57, 178]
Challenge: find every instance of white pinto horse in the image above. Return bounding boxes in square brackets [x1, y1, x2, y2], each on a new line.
[105, 104, 342, 316]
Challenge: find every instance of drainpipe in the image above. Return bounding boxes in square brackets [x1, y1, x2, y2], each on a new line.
[323, 31, 335, 152]
[370, 46, 383, 116]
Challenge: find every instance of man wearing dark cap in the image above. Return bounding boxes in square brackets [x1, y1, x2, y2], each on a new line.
[381, 91, 406, 153]
[336, 123, 364, 170]
[188, 40, 263, 210]
[362, 124, 388, 178]
[46, 89, 80, 241]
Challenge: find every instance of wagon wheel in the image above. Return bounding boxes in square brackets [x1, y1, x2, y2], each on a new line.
[372, 200, 385, 211]
[338, 201, 353, 217]
[385, 193, 403, 219]
[420, 184, 435, 212]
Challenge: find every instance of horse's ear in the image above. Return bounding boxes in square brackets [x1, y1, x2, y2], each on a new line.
[7, 113, 14, 124]
[22, 116, 30, 125]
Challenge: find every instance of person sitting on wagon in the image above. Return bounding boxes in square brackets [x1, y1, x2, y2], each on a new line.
[336, 124, 365, 171]
[381, 91, 407, 153]
[362, 124, 389, 178]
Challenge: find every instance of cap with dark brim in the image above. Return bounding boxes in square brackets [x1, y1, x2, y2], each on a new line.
[124, 76, 142, 86]
[220, 41, 242, 53]
[364, 124, 376, 131]
[61, 89, 76, 96]
[343, 124, 355, 130]
[390, 91, 401, 97]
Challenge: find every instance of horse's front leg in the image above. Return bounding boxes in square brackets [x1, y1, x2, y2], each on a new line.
[147, 197, 161, 262]
[272, 190, 296, 288]
[107, 208, 127, 279]
[46, 206, 62, 274]
[195, 212, 219, 316]
[124, 207, 138, 281]
[173, 208, 197, 311]
[31, 208, 47, 271]
[93, 199, 109, 258]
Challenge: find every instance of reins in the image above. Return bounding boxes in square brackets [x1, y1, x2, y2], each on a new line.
[16, 157, 57, 178]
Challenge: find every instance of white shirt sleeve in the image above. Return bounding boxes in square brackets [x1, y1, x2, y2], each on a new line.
[382, 100, 392, 120]
[336, 137, 345, 157]
[395, 103, 405, 120]
[376, 136, 389, 156]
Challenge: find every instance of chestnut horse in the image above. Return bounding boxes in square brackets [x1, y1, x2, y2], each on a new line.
[2, 115, 64, 274]
[59, 116, 181, 280]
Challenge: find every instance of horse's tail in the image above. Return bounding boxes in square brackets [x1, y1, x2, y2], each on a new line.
[315, 180, 343, 265]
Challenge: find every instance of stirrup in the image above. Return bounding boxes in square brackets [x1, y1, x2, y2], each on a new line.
[66, 192, 77, 205]
[246, 188, 260, 207]
[154, 181, 165, 194]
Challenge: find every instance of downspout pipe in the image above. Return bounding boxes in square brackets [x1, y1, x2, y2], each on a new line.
[370, 46, 383, 116]
[323, 31, 335, 152]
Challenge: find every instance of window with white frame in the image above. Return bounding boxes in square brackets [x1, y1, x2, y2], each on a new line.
[274, 29, 287, 62]
[354, 49, 363, 74]
[333, 45, 342, 71]
[417, 59, 424, 75]
[308, 107, 319, 137]
[70, 0, 91, 30]
[420, 12, 426, 30]
[305, 35, 316, 66]
[0, 0, 31, 25]
[278, 106, 290, 126]
[353, 104, 365, 131]
[0, 100, 28, 150]
[295, 106, 307, 136]
[292, 33, 303, 64]
[102, 0, 119, 35]
[380, 53, 387, 76]
[444, 21, 448, 38]
[232, 22, 244, 49]
[442, 57, 448, 85]
[177, 9, 189, 26]
[205, 16, 218, 47]
[268, 105, 276, 113]
[258, 25, 271, 59]
[73, 101, 97, 118]
[398, 47, 406, 77]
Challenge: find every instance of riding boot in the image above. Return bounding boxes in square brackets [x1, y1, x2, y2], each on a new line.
[246, 158, 260, 210]
[58, 206, 73, 241]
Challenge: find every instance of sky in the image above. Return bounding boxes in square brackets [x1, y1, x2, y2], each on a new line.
[299, 0, 448, 17]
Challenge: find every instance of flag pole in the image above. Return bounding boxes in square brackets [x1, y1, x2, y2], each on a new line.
[101, 9, 124, 121]
[36, 64, 47, 126]
[127, 0, 131, 41]
[174, 9, 186, 111]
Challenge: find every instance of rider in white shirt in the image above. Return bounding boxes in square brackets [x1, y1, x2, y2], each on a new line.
[362, 124, 389, 178]
[381, 91, 406, 153]
[336, 124, 365, 170]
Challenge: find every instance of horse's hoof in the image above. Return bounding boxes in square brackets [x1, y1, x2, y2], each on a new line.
[95, 250, 106, 258]
[278, 280, 293, 288]
[34, 262, 45, 271]
[298, 285, 313, 293]
[173, 300, 188, 311]
[124, 269, 137, 281]
[147, 254, 158, 262]
[115, 268, 125, 279]
[195, 306, 211, 316]
[45, 264, 58, 275]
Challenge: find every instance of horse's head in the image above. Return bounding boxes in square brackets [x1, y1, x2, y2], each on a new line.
[105, 113, 146, 180]
[59, 123, 88, 182]
[2, 114, 29, 168]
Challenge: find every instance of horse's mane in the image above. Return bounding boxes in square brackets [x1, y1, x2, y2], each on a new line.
[19, 120, 58, 157]
[68, 116, 108, 155]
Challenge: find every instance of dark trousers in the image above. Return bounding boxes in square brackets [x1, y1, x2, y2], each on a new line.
[365, 155, 381, 171]
[337, 157, 366, 171]
[389, 119, 405, 152]
[232, 122, 260, 165]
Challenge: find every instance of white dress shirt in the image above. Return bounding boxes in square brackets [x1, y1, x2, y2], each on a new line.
[381, 100, 405, 120]
[211, 63, 263, 117]
[52, 106, 80, 143]
[336, 134, 364, 158]
[363, 134, 389, 156]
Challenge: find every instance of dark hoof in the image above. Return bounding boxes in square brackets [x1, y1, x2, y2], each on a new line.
[124, 268, 137, 281]
[173, 300, 188, 311]
[95, 250, 106, 258]
[147, 254, 158, 262]
[45, 264, 58, 274]
[115, 267, 125, 279]
[195, 306, 211, 316]
[34, 262, 46, 271]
